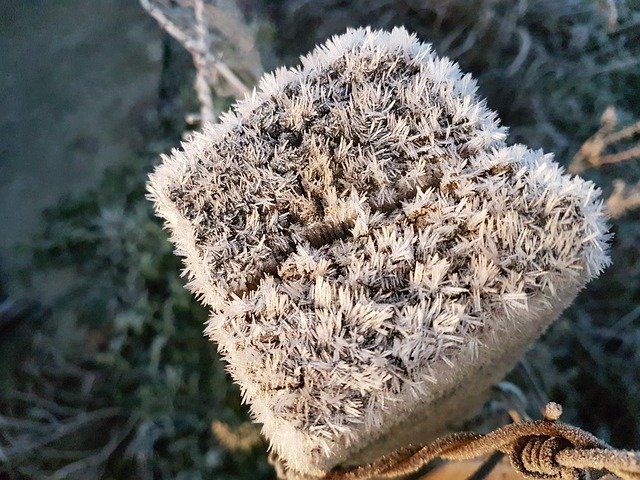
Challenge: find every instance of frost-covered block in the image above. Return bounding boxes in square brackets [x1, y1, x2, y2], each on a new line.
[148, 27, 610, 477]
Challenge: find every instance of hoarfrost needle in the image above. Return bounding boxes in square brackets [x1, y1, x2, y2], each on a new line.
[148, 27, 610, 478]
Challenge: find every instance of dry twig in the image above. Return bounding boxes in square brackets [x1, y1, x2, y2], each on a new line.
[568, 107, 640, 174]
[606, 180, 640, 218]
[139, 0, 262, 122]
[211, 420, 263, 452]
[568, 107, 640, 217]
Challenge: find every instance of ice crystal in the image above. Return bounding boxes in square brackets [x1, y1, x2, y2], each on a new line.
[148, 27, 610, 477]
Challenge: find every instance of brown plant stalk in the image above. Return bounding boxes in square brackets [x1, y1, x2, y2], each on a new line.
[568, 107, 640, 175]
[567, 107, 640, 218]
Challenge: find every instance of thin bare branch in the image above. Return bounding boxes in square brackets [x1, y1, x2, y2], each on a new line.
[139, 0, 259, 123]
[606, 180, 640, 218]
[194, 0, 215, 123]
[569, 107, 640, 174]
[599, 145, 640, 167]
[139, 0, 199, 51]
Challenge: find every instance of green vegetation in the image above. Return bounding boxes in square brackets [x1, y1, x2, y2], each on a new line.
[2, 152, 272, 479]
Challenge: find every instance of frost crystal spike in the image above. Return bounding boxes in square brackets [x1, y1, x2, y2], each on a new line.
[148, 27, 610, 478]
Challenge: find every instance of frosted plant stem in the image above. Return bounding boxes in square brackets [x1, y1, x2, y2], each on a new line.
[194, 0, 214, 124]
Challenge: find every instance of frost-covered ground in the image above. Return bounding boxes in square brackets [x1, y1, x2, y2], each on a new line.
[0, 0, 161, 296]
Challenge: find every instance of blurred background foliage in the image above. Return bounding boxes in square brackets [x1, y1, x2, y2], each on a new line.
[1, 0, 639, 478]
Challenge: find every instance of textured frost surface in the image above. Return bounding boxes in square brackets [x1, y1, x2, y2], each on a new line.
[148, 27, 610, 476]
